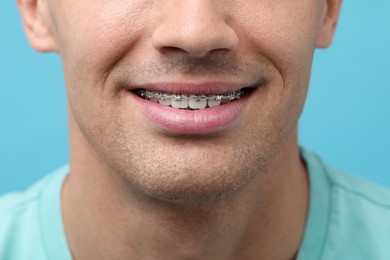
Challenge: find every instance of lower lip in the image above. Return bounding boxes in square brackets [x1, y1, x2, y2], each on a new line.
[127, 91, 249, 134]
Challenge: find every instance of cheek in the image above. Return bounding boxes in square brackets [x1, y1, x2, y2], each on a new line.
[235, 1, 321, 75]
[239, 1, 321, 110]
[230, 1, 323, 139]
[55, 1, 153, 81]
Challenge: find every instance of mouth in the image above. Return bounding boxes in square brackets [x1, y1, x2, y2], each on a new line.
[133, 88, 247, 110]
[125, 82, 257, 134]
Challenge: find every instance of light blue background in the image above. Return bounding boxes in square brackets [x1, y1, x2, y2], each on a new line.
[1, 1, 389, 194]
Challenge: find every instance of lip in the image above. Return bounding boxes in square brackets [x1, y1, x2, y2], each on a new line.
[125, 82, 248, 95]
[124, 82, 255, 135]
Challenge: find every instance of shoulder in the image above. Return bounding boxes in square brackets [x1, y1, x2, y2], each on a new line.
[0, 169, 66, 260]
[0, 182, 45, 259]
[325, 162, 390, 207]
[315, 154, 390, 259]
[303, 149, 390, 208]
[0, 176, 48, 215]
[323, 161, 390, 225]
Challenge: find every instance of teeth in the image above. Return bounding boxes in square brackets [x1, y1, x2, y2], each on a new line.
[159, 98, 171, 106]
[207, 95, 222, 107]
[171, 94, 189, 109]
[157, 93, 171, 106]
[189, 95, 207, 110]
[136, 89, 243, 110]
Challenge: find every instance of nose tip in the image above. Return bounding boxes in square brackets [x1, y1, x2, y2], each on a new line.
[151, 2, 238, 58]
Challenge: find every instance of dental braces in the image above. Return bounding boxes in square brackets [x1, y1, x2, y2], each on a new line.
[136, 89, 244, 102]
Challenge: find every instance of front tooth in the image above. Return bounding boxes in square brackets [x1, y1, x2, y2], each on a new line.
[207, 95, 222, 107]
[189, 95, 207, 110]
[171, 94, 189, 109]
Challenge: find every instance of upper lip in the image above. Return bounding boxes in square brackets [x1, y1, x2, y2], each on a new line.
[127, 82, 256, 95]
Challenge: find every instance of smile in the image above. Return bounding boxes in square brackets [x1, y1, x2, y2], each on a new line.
[135, 89, 244, 110]
[127, 82, 254, 134]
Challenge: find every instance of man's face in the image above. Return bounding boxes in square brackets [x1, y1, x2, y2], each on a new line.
[33, 0, 337, 202]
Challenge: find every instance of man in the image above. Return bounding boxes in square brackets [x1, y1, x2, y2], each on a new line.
[1, 0, 390, 259]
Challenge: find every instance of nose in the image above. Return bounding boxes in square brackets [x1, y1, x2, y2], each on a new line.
[151, 1, 239, 58]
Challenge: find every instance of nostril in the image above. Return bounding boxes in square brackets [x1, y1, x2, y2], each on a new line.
[159, 46, 191, 55]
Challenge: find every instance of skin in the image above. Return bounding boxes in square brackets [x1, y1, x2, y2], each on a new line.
[17, 0, 342, 259]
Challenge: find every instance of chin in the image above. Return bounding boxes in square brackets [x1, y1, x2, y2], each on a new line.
[131, 171, 251, 204]
[142, 187, 237, 204]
